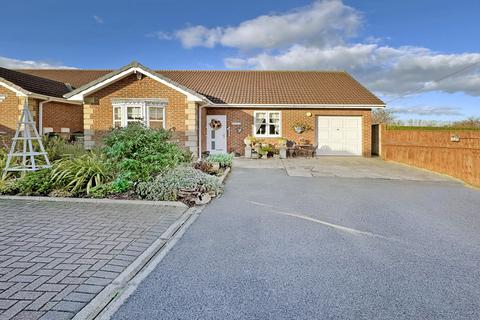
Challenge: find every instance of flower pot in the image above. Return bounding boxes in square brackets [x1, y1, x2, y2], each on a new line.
[294, 126, 304, 134]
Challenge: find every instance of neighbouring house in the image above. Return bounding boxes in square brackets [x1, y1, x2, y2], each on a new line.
[1, 61, 385, 157]
[0, 67, 83, 140]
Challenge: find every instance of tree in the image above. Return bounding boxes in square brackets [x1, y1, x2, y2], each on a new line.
[372, 108, 396, 124]
[452, 117, 480, 128]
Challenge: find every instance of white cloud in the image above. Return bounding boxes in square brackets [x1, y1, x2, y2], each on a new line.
[391, 106, 464, 116]
[0, 56, 75, 69]
[175, 26, 222, 48]
[175, 0, 361, 49]
[93, 15, 104, 24]
[147, 31, 173, 40]
[165, 0, 480, 98]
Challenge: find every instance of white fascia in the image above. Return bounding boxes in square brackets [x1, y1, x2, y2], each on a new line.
[0, 80, 28, 97]
[67, 67, 204, 102]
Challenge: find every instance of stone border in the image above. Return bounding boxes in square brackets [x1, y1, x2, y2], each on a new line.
[218, 166, 231, 184]
[0, 195, 187, 208]
[72, 205, 203, 320]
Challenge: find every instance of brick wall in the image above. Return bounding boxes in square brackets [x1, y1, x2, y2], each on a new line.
[381, 126, 480, 186]
[204, 108, 372, 156]
[84, 74, 194, 149]
[0, 86, 19, 139]
[42, 101, 84, 133]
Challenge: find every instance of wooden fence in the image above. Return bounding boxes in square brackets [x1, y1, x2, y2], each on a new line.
[380, 126, 480, 186]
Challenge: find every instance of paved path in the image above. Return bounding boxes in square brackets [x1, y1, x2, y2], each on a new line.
[112, 167, 480, 320]
[0, 199, 185, 320]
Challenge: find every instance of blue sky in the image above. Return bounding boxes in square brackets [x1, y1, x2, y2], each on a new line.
[1, 0, 479, 121]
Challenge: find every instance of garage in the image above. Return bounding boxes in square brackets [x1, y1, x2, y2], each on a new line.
[317, 116, 362, 156]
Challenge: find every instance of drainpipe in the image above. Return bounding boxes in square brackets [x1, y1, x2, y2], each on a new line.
[38, 99, 50, 135]
[198, 103, 209, 159]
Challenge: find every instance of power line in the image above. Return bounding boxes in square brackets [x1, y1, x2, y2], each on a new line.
[386, 59, 480, 104]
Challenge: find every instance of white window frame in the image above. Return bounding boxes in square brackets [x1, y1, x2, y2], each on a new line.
[112, 100, 166, 129]
[253, 110, 282, 137]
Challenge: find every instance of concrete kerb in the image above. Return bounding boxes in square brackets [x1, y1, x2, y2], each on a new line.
[72, 205, 204, 320]
[0, 195, 188, 208]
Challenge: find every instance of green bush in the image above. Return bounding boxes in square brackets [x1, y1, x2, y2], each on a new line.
[103, 124, 191, 184]
[0, 178, 18, 195]
[136, 165, 222, 201]
[0, 147, 7, 173]
[206, 153, 233, 168]
[15, 169, 54, 196]
[51, 152, 112, 195]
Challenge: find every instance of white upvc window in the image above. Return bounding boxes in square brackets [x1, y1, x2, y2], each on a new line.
[253, 111, 281, 137]
[112, 99, 166, 129]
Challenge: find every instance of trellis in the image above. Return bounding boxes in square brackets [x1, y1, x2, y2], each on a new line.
[2, 101, 50, 178]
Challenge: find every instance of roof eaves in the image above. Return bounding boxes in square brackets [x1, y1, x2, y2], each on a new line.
[0, 77, 30, 96]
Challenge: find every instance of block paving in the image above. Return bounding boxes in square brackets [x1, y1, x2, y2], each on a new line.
[0, 199, 185, 320]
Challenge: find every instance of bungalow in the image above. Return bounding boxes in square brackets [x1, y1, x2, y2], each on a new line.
[1, 61, 385, 157]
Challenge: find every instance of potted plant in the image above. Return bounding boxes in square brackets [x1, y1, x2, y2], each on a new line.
[244, 135, 256, 158]
[277, 137, 288, 159]
[243, 135, 256, 146]
[292, 122, 312, 134]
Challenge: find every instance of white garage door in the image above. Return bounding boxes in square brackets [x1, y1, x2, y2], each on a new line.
[317, 116, 362, 156]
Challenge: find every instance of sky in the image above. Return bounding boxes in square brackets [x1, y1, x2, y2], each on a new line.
[1, 0, 479, 121]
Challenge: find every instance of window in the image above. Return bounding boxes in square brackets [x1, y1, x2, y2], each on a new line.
[146, 102, 165, 129]
[112, 99, 166, 129]
[254, 111, 281, 137]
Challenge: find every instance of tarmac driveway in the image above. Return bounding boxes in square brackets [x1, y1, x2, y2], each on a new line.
[112, 164, 480, 320]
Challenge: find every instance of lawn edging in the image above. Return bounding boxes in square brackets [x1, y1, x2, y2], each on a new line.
[0, 195, 187, 208]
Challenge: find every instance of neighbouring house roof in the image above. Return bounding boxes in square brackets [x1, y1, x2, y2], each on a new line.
[0, 67, 72, 98]
[18, 64, 385, 106]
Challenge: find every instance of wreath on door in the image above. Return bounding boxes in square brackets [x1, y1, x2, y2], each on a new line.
[209, 119, 222, 130]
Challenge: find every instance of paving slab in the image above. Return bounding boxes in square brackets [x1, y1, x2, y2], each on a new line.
[0, 199, 186, 320]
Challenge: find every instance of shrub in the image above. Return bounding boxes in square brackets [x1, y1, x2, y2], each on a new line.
[0, 178, 18, 195]
[206, 153, 233, 168]
[51, 152, 112, 195]
[103, 124, 191, 183]
[136, 166, 222, 201]
[40, 136, 87, 161]
[14, 169, 55, 196]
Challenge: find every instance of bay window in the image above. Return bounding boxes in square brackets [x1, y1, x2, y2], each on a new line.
[254, 111, 281, 137]
[112, 99, 166, 129]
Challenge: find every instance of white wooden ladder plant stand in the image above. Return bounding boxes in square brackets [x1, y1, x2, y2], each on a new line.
[2, 101, 51, 178]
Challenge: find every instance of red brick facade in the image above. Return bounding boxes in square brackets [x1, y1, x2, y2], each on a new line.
[204, 108, 372, 156]
[85, 74, 191, 145]
[42, 101, 83, 133]
[0, 86, 19, 138]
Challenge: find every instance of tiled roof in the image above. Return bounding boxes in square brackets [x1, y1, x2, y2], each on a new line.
[17, 69, 111, 89]
[0, 67, 71, 98]
[18, 69, 384, 105]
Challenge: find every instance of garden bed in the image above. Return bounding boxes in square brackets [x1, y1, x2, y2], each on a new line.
[0, 124, 233, 206]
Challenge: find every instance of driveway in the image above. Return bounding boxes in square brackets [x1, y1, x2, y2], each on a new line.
[0, 199, 186, 320]
[112, 160, 480, 320]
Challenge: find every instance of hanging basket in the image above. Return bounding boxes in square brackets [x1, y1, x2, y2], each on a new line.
[209, 119, 222, 130]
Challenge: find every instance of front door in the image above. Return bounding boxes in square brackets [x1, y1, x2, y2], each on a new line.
[206, 115, 227, 154]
